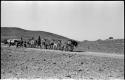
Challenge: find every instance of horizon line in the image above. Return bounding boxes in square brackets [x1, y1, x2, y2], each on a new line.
[1, 26, 124, 41]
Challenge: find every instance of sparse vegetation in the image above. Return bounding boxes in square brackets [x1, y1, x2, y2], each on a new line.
[1, 45, 124, 79]
[75, 39, 124, 54]
[109, 37, 114, 40]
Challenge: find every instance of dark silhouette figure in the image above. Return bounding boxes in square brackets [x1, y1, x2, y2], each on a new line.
[37, 36, 41, 48]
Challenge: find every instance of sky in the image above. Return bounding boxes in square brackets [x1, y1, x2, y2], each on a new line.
[1, 1, 124, 41]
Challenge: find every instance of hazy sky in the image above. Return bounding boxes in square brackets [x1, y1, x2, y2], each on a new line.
[1, 1, 124, 41]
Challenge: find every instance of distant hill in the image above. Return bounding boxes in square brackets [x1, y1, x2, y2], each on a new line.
[75, 39, 124, 54]
[1, 27, 124, 53]
[1, 27, 70, 41]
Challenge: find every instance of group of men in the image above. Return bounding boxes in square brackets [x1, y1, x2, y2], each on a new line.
[3, 37, 78, 52]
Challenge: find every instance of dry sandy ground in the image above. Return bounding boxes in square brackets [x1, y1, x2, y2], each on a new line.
[1, 45, 124, 80]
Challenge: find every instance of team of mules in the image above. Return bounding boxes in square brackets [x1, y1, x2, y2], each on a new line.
[3, 37, 78, 52]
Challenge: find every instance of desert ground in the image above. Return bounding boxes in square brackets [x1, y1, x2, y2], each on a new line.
[1, 44, 124, 80]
